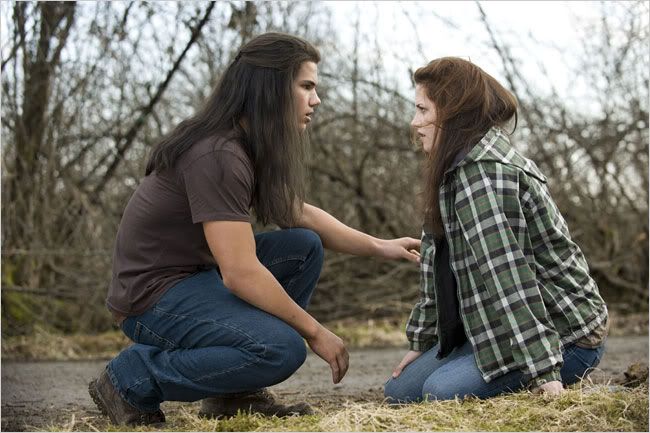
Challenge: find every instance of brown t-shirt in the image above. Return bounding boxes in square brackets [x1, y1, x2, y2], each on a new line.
[107, 134, 254, 316]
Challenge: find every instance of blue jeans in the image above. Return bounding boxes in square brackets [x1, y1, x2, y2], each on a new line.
[384, 340, 605, 403]
[106, 228, 324, 412]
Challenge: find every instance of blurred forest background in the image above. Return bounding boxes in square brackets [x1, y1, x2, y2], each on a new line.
[1, 1, 648, 337]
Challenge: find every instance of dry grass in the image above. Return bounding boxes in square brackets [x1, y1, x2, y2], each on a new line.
[329, 318, 407, 348]
[2, 311, 647, 362]
[6, 318, 645, 431]
[3, 312, 647, 361]
[317, 386, 649, 432]
[1, 325, 131, 361]
[47, 385, 648, 432]
[1, 318, 409, 361]
[607, 312, 649, 337]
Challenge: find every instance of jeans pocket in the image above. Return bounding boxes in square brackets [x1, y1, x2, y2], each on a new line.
[134, 321, 177, 350]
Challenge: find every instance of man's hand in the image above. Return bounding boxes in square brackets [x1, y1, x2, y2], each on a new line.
[378, 238, 421, 263]
[392, 350, 422, 378]
[306, 325, 349, 384]
[532, 380, 564, 396]
[297, 204, 422, 262]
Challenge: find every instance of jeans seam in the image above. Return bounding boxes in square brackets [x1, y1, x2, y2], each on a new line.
[107, 363, 159, 412]
[281, 256, 308, 295]
[562, 344, 579, 360]
[134, 321, 177, 350]
[151, 308, 262, 347]
[194, 358, 259, 382]
[570, 347, 599, 369]
[150, 307, 268, 382]
[265, 255, 306, 267]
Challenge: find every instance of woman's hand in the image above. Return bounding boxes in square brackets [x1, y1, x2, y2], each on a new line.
[392, 350, 422, 378]
[532, 380, 564, 396]
[378, 238, 421, 263]
[306, 325, 349, 384]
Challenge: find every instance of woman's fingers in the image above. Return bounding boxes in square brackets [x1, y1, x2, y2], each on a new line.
[392, 350, 422, 378]
[392, 358, 409, 378]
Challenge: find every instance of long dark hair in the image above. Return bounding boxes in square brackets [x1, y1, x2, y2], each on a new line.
[146, 32, 320, 227]
[414, 57, 518, 238]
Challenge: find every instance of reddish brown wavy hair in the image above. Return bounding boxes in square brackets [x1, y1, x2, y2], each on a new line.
[414, 57, 518, 237]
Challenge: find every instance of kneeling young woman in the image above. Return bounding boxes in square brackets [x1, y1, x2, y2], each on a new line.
[384, 57, 608, 402]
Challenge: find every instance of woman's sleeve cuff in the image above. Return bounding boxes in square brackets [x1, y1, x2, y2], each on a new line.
[528, 369, 562, 389]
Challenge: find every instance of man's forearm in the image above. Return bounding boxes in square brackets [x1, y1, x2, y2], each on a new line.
[223, 261, 320, 339]
[297, 203, 382, 256]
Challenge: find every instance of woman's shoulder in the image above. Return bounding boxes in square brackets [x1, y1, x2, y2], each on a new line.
[459, 130, 547, 185]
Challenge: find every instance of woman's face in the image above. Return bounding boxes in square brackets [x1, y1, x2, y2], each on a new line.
[411, 84, 437, 153]
[293, 61, 321, 130]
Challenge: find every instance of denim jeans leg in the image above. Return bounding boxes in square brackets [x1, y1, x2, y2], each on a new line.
[384, 343, 476, 403]
[560, 343, 606, 385]
[421, 346, 525, 400]
[255, 228, 324, 309]
[107, 268, 309, 411]
[419, 342, 607, 401]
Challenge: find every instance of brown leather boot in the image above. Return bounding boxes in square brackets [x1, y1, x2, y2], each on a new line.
[88, 368, 165, 426]
[198, 389, 313, 418]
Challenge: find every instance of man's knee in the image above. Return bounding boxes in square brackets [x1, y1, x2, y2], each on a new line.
[282, 330, 307, 372]
[292, 228, 323, 263]
[265, 328, 307, 381]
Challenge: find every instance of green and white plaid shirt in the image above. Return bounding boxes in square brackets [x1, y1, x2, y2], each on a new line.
[406, 127, 608, 387]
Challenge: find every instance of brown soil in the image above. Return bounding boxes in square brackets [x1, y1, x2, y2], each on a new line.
[1, 336, 648, 431]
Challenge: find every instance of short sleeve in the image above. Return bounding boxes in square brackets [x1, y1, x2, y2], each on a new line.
[181, 150, 253, 224]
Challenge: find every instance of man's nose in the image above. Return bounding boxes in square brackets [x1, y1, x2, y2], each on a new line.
[310, 91, 321, 107]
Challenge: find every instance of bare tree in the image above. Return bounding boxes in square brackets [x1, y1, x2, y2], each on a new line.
[1, 1, 646, 336]
[477, 0, 649, 310]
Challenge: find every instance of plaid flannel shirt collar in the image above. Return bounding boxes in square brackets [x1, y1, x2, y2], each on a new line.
[444, 127, 548, 183]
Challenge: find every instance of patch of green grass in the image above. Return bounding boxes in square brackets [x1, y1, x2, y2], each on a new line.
[48, 386, 648, 432]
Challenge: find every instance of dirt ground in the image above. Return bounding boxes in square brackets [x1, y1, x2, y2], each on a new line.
[2, 336, 648, 431]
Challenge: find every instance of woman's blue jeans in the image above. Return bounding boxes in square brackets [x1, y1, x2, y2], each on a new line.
[106, 228, 324, 412]
[384, 340, 606, 403]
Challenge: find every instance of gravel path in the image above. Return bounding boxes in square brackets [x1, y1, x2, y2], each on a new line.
[2, 336, 647, 431]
